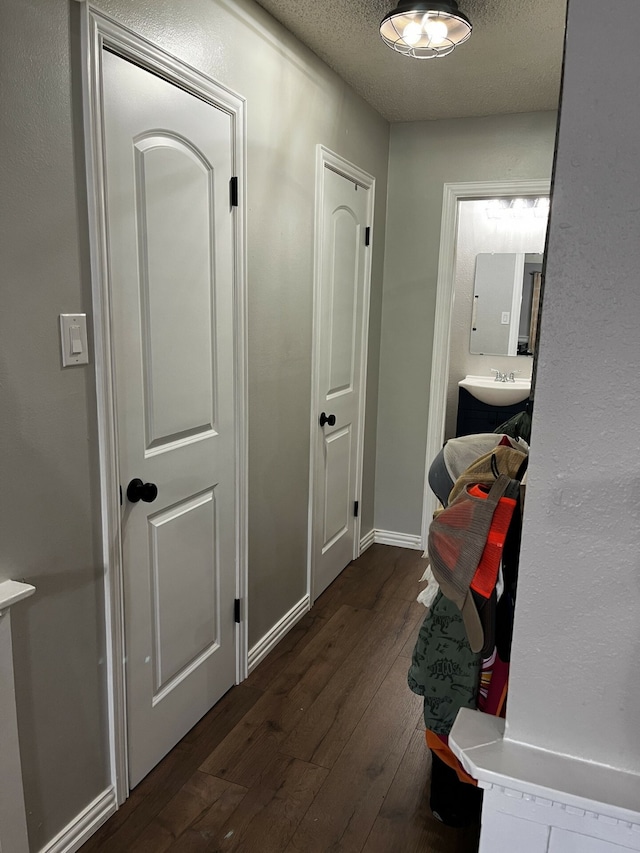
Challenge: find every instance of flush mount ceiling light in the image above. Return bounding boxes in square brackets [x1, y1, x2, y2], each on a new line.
[380, 1, 472, 59]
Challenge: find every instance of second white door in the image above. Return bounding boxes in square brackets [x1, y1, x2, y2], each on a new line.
[311, 162, 372, 601]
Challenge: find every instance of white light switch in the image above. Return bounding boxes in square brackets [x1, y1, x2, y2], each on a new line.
[501, 311, 510, 325]
[70, 325, 83, 354]
[60, 314, 89, 366]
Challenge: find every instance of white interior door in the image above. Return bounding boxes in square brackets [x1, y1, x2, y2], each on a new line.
[311, 164, 371, 601]
[102, 50, 238, 787]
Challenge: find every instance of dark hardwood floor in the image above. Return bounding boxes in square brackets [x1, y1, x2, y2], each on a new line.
[81, 544, 480, 853]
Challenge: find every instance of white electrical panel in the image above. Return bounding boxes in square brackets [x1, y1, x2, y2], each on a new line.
[60, 314, 89, 366]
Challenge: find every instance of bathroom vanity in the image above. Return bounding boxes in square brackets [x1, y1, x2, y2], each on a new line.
[455, 386, 527, 436]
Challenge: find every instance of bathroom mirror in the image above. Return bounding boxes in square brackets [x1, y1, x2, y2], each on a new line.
[470, 252, 543, 356]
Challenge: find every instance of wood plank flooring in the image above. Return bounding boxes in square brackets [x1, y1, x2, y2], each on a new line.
[81, 544, 480, 853]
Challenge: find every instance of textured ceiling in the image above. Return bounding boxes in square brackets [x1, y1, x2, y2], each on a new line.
[253, 0, 567, 122]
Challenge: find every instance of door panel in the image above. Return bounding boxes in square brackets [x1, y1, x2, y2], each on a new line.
[149, 490, 218, 698]
[322, 426, 352, 552]
[102, 49, 237, 787]
[312, 166, 370, 600]
[134, 135, 216, 449]
[328, 210, 359, 395]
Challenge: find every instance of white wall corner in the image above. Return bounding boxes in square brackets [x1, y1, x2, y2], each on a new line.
[0, 582, 36, 853]
[247, 595, 310, 674]
[450, 710, 640, 853]
[37, 787, 116, 853]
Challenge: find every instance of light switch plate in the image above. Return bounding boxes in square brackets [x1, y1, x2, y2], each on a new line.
[60, 314, 89, 366]
[501, 311, 510, 325]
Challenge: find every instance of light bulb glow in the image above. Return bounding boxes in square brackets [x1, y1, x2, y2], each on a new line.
[534, 197, 550, 218]
[403, 21, 423, 45]
[380, 4, 472, 59]
[423, 17, 449, 45]
[510, 198, 534, 219]
[486, 199, 505, 219]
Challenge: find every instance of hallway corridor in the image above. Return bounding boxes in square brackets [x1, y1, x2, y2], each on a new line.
[82, 545, 480, 852]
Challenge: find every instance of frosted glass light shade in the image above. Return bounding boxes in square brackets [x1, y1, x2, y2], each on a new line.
[380, 1, 472, 59]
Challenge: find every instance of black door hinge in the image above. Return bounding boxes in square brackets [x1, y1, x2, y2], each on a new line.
[234, 598, 241, 623]
[230, 176, 239, 208]
[354, 500, 359, 518]
[119, 485, 123, 506]
[365, 227, 371, 247]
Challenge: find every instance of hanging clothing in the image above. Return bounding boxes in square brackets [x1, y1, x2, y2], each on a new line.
[408, 590, 481, 735]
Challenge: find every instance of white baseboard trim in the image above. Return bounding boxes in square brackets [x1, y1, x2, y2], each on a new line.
[373, 529, 424, 550]
[38, 786, 116, 853]
[248, 594, 310, 673]
[359, 529, 376, 552]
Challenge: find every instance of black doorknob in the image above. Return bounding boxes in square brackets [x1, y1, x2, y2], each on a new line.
[126, 478, 158, 503]
[319, 412, 336, 427]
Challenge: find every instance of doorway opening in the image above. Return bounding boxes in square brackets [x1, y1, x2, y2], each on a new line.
[421, 180, 550, 545]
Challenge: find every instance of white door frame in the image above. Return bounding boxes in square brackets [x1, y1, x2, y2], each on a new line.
[79, 5, 248, 805]
[420, 179, 551, 548]
[307, 146, 375, 601]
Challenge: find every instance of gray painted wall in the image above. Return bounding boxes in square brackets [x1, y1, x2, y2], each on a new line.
[0, 0, 388, 847]
[375, 112, 557, 537]
[507, 0, 640, 771]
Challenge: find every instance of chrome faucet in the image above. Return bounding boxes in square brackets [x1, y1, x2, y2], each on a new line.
[491, 369, 520, 383]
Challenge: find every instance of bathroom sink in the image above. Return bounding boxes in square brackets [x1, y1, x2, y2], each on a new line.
[458, 375, 531, 406]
